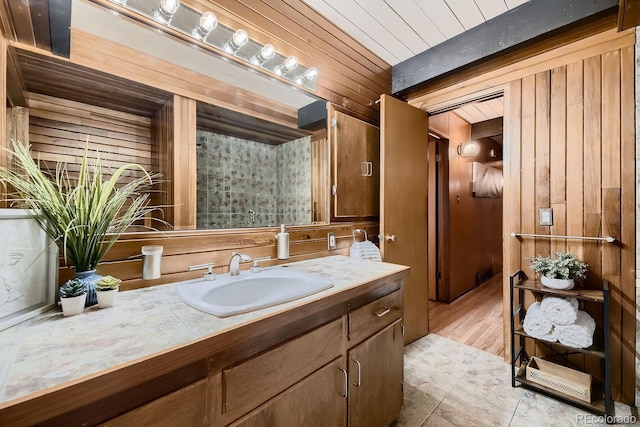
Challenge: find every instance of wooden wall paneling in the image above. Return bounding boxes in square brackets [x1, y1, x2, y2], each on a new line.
[549, 66, 567, 255]
[172, 95, 197, 230]
[619, 44, 636, 404]
[28, 0, 51, 51]
[152, 98, 174, 229]
[7, 106, 28, 147]
[7, 0, 34, 46]
[534, 71, 551, 258]
[437, 138, 450, 302]
[502, 82, 520, 362]
[583, 55, 602, 283]
[410, 28, 633, 113]
[427, 137, 437, 300]
[310, 132, 328, 223]
[70, 30, 301, 129]
[0, 0, 16, 40]
[181, 0, 390, 121]
[565, 61, 584, 261]
[0, 39, 8, 207]
[5, 47, 26, 107]
[520, 75, 536, 281]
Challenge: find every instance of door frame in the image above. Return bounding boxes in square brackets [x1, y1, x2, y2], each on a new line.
[424, 86, 511, 360]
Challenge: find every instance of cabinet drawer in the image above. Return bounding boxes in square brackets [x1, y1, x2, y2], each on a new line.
[222, 317, 343, 422]
[348, 290, 402, 345]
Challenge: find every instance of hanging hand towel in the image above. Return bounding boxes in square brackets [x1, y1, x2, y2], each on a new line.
[540, 295, 579, 325]
[349, 240, 382, 262]
[523, 302, 557, 342]
[555, 310, 596, 349]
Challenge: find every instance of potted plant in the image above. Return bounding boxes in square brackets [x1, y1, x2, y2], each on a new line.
[96, 275, 122, 308]
[0, 140, 159, 306]
[59, 278, 87, 316]
[529, 252, 588, 290]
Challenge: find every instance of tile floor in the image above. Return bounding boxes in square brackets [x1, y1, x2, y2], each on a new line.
[393, 334, 639, 426]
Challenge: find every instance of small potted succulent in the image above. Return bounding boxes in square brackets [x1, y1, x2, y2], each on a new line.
[95, 276, 122, 308]
[529, 252, 588, 290]
[59, 278, 87, 316]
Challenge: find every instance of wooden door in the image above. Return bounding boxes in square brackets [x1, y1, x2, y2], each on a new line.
[348, 321, 403, 427]
[380, 94, 430, 344]
[230, 358, 347, 427]
[330, 105, 380, 219]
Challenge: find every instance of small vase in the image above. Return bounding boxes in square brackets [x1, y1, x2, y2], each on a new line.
[97, 288, 118, 308]
[541, 275, 575, 290]
[61, 294, 87, 316]
[75, 270, 102, 307]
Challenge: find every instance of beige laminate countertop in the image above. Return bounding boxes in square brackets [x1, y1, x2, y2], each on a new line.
[0, 255, 409, 408]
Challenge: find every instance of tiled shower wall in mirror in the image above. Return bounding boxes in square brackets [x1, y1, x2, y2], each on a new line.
[196, 131, 312, 229]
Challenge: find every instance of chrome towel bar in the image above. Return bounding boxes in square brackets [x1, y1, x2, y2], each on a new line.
[510, 232, 615, 243]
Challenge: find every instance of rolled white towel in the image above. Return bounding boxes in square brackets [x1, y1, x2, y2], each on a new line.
[523, 302, 557, 342]
[555, 310, 596, 349]
[349, 240, 382, 262]
[540, 295, 579, 325]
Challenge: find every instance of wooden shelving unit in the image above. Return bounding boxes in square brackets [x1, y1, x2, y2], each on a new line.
[509, 270, 612, 419]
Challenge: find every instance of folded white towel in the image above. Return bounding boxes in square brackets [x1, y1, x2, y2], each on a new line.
[555, 310, 596, 349]
[523, 302, 557, 342]
[540, 296, 579, 325]
[349, 240, 382, 262]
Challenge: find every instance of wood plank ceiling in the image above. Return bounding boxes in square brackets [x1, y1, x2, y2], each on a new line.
[301, 0, 529, 65]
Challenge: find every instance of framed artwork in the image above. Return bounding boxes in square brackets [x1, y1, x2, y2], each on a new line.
[0, 209, 58, 331]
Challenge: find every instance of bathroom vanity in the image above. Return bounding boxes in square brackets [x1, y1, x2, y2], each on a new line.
[0, 256, 409, 426]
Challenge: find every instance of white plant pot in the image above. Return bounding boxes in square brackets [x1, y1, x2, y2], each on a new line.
[97, 289, 118, 308]
[61, 294, 87, 316]
[541, 275, 575, 290]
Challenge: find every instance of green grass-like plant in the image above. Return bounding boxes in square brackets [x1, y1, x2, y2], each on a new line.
[0, 140, 159, 272]
[529, 252, 588, 280]
[59, 278, 87, 298]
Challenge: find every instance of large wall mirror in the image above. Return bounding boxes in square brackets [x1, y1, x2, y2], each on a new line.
[6, 0, 330, 232]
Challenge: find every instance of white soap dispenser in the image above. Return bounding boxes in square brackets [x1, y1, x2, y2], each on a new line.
[276, 224, 289, 260]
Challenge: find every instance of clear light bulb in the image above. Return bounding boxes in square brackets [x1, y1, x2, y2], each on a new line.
[154, 0, 180, 24]
[296, 67, 318, 84]
[251, 44, 276, 66]
[225, 29, 249, 53]
[192, 11, 217, 40]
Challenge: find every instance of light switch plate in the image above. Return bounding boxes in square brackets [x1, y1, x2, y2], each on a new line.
[539, 208, 553, 226]
[327, 232, 336, 250]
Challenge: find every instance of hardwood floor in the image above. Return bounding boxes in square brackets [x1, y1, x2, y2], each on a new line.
[428, 273, 504, 356]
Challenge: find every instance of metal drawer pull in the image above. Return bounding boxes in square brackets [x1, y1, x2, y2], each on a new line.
[352, 359, 361, 387]
[339, 368, 348, 397]
[375, 308, 391, 317]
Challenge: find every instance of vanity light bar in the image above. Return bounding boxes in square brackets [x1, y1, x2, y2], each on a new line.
[108, 0, 318, 91]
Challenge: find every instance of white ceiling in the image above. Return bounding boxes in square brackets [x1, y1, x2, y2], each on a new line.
[302, 0, 529, 65]
[453, 97, 504, 124]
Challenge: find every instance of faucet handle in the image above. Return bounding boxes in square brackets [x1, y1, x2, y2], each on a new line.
[188, 262, 216, 281]
[250, 256, 272, 273]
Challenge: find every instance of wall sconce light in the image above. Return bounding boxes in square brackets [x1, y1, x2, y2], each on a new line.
[192, 11, 217, 41]
[457, 142, 480, 158]
[296, 67, 318, 84]
[154, 0, 180, 25]
[274, 56, 298, 76]
[224, 29, 249, 54]
[251, 44, 276, 66]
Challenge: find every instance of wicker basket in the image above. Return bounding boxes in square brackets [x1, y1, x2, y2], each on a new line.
[526, 357, 592, 402]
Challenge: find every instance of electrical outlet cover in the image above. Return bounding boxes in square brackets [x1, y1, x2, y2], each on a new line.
[327, 233, 336, 250]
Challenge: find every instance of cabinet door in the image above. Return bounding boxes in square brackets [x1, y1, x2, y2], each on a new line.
[331, 107, 380, 218]
[230, 358, 347, 427]
[348, 320, 403, 427]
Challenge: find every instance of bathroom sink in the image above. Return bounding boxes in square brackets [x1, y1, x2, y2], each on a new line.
[176, 267, 334, 317]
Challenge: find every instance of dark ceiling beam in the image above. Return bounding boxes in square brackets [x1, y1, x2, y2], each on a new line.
[471, 118, 503, 140]
[392, 0, 619, 96]
[48, 0, 71, 57]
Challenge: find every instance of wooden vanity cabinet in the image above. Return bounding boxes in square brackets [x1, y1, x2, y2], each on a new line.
[348, 321, 404, 427]
[223, 288, 404, 427]
[329, 104, 380, 220]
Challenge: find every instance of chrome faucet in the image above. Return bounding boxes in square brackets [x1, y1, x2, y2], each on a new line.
[228, 252, 252, 276]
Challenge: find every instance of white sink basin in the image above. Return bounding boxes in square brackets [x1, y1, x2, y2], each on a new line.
[176, 267, 334, 317]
